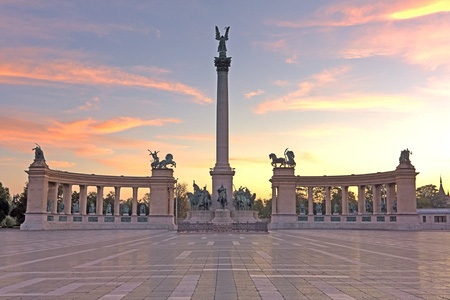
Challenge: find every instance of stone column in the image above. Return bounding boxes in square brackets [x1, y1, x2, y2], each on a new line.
[114, 186, 121, 216]
[270, 168, 297, 227]
[325, 186, 331, 215]
[48, 182, 58, 214]
[210, 55, 235, 211]
[132, 187, 138, 216]
[96, 186, 104, 215]
[21, 161, 49, 230]
[373, 185, 381, 214]
[358, 185, 365, 214]
[79, 185, 87, 215]
[62, 184, 72, 215]
[271, 185, 277, 215]
[307, 187, 313, 216]
[169, 187, 174, 216]
[386, 183, 396, 214]
[342, 186, 349, 215]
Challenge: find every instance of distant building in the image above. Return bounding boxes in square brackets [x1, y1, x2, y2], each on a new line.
[438, 176, 450, 206]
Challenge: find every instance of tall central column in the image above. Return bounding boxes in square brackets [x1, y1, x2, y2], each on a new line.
[210, 53, 235, 210]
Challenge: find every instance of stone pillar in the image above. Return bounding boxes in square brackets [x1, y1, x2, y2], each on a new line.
[386, 183, 396, 214]
[210, 54, 235, 211]
[96, 186, 104, 215]
[271, 185, 277, 215]
[62, 184, 72, 215]
[21, 161, 50, 230]
[169, 187, 174, 216]
[270, 168, 297, 228]
[325, 186, 331, 215]
[307, 187, 313, 216]
[114, 186, 121, 216]
[79, 185, 87, 215]
[149, 168, 176, 229]
[395, 165, 417, 214]
[132, 187, 138, 216]
[358, 185, 365, 214]
[48, 182, 58, 214]
[342, 186, 349, 215]
[373, 184, 381, 214]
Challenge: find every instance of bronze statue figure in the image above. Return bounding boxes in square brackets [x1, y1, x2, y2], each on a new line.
[215, 26, 230, 57]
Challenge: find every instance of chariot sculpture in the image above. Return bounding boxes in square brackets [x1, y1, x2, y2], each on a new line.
[269, 148, 296, 168]
[148, 150, 176, 169]
[32, 143, 45, 161]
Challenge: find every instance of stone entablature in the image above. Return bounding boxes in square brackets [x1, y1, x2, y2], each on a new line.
[293, 171, 397, 187]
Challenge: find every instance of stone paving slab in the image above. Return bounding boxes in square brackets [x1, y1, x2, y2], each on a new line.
[0, 229, 449, 299]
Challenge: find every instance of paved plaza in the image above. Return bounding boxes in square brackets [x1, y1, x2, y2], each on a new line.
[0, 230, 449, 299]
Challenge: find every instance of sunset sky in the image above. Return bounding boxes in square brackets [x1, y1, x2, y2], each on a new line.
[1, 0, 449, 199]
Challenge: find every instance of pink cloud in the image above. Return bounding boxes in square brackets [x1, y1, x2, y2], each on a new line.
[48, 161, 76, 168]
[244, 89, 265, 99]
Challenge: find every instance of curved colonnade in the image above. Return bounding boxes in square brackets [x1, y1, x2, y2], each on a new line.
[21, 160, 176, 230]
[270, 160, 419, 230]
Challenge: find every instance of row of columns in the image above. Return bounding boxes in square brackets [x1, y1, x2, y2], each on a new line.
[47, 183, 143, 216]
[303, 184, 397, 215]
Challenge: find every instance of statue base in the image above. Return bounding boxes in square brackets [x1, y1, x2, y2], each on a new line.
[187, 210, 214, 223]
[212, 209, 233, 224]
[231, 210, 259, 223]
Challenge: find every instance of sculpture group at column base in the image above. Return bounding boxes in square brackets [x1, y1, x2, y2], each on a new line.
[231, 210, 260, 223]
[186, 211, 214, 223]
[212, 209, 234, 224]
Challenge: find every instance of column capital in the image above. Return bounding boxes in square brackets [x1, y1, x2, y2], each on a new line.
[214, 56, 231, 72]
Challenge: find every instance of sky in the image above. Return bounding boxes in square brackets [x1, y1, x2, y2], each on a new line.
[1, 0, 450, 200]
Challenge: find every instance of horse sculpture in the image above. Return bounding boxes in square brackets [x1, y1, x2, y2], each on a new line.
[269, 153, 286, 167]
[234, 186, 256, 211]
[187, 182, 211, 210]
[158, 153, 176, 169]
[269, 148, 296, 168]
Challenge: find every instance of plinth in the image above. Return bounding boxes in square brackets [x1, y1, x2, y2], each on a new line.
[212, 209, 234, 224]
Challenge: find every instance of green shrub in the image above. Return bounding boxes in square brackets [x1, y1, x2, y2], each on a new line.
[1, 215, 16, 228]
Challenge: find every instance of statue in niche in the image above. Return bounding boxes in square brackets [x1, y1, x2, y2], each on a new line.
[106, 202, 112, 215]
[365, 202, 372, 214]
[32, 143, 45, 161]
[187, 181, 212, 211]
[315, 202, 322, 215]
[349, 202, 355, 214]
[122, 204, 129, 215]
[89, 202, 95, 214]
[139, 204, 146, 216]
[217, 185, 228, 209]
[47, 200, 52, 212]
[72, 202, 79, 214]
[234, 186, 256, 211]
[299, 203, 305, 215]
[215, 26, 230, 57]
[334, 203, 339, 214]
[58, 201, 64, 213]
[381, 201, 387, 213]
[399, 149, 412, 163]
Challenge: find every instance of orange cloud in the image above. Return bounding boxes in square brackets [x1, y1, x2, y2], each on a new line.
[244, 89, 265, 99]
[275, 0, 450, 28]
[0, 49, 211, 104]
[155, 134, 214, 142]
[391, 0, 450, 19]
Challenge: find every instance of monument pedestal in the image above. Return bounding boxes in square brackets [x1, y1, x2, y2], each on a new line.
[231, 210, 259, 223]
[212, 209, 233, 224]
[187, 211, 214, 223]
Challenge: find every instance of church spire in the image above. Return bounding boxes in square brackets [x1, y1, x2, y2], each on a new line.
[439, 175, 445, 196]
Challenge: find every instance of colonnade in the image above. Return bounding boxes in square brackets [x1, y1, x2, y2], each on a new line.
[270, 158, 419, 229]
[21, 160, 176, 230]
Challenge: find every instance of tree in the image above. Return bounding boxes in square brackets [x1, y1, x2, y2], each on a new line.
[175, 182, 190, 219]
[10, 183, 28, 224]
[139, 193, 150, 214]
[253, 198, 271, 218]
[416, 184, 447, 208]
[0, 182, 11, 222]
